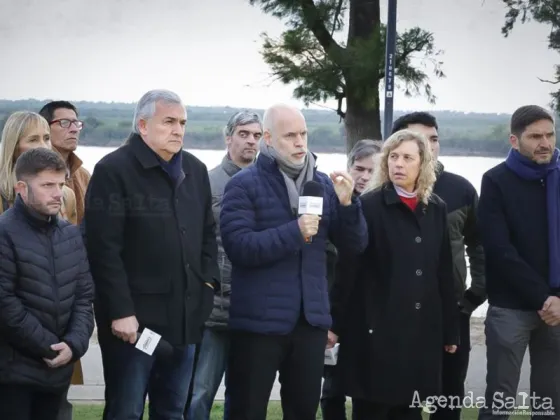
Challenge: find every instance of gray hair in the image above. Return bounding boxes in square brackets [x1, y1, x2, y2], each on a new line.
[223, 110, 262, 137]
[132, 89, 185, 133]
[348, 139, 381, 167]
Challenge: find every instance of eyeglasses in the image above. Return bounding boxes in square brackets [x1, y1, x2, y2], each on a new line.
[50, 119, 84, 130]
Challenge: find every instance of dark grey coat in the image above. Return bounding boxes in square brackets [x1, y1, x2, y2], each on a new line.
[205, 155, 246, 329]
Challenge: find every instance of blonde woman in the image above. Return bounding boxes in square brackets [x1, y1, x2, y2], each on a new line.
[0, 111, 77, 223]
[329, 129, 459, 419]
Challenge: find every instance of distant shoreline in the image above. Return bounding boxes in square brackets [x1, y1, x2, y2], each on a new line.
[80, 142, 506, 159]
[2, 100, 525, 158]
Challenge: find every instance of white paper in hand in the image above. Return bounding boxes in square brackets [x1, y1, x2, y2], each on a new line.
[298, 196, 323, 216]
[135, 328, 162, 356]
[324, 342, 340, 365]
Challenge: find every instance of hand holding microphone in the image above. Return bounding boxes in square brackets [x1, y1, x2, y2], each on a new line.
[298, 181, 324, 243]
[298, 214, 320, 239]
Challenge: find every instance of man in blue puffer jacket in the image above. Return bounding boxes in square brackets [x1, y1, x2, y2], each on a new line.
[220, 103, 368, 420]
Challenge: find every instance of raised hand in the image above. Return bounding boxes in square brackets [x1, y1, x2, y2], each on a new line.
[330, 171, 354, 206]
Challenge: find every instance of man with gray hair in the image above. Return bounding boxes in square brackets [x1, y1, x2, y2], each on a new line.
[187, 110, 262, 420]
[346, 139, 380, 194]
[84, 89, 220, 419]
[220, 103, 367, 419]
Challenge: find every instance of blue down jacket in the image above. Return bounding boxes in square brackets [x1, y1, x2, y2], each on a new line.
[220, 153, 368, 334]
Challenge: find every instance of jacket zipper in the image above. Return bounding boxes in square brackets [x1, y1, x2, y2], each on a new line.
[294, 210, 304, 312]
[48, 230, 60, 334]
[220, 253, 225, 312]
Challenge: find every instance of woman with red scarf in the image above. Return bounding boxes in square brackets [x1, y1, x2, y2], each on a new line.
[329, 129, 459, 419]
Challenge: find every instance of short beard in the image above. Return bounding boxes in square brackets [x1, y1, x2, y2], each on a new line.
[240, 154, 255, 165]
[519, 142, 552, 164]
[27, 185, 58, 218]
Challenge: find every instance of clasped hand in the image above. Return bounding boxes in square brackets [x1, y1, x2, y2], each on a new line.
[538, 296, 560, 326]
[43, 342, 73, 368]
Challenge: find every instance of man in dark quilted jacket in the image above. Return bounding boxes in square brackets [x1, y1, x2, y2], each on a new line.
[0, 148, 94, 420]
[220, 103, 368, 420]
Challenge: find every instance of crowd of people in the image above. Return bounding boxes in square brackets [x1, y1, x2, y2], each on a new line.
[0, 89, 558, 420]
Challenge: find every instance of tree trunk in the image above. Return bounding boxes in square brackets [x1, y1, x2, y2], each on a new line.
[344, 90, 382, 153]
[342, 0, 383, 154]
[348, 0, 380, 40]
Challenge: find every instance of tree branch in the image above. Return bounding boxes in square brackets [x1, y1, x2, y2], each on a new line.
[396, 31, 433, 68]
[330, 0, 344, 37]
[301, 48, 326, 69]
[243, 74, 282, 89]
[298, 0, 345, 59]
[336, 92, 346, 119]
[538, 76, 560, 85]
[310, 102, 338, 112]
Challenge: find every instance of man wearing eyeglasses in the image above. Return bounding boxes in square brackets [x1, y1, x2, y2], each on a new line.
[39, 101, 90, 224]
[39, 101, 91, 420]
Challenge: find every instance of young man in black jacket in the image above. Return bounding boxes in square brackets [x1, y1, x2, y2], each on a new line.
[477, 105, 560, 419]
[391, 113, 486, 420]
[0, 148, 94, 420]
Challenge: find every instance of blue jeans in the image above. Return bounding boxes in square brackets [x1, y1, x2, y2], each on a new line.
[188, 328, 230, 420]
[99, 328, 196, 420]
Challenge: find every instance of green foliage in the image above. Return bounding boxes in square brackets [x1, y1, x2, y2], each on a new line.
[261, 27, 344, 104]
[3, 99, 560, 157]
[392, 27, 444, 103]
[250, 0, 444, 115]
[501, 0, 560, 112]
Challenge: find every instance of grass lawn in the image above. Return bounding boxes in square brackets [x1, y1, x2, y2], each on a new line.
[73, 401, 530, 419]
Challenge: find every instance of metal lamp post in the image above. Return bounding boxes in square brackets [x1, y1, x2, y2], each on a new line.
[383, 0, 397, 140]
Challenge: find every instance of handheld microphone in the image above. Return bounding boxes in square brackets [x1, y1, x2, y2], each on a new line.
[298, 181, 324, 243]
[134, 327, 174, 359]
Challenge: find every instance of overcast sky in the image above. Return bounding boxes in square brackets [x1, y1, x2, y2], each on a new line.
[0, 0, 558, 114]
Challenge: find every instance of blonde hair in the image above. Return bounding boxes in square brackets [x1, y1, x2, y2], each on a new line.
[0, 111, 50, 203]
[363, 129, 436, 204]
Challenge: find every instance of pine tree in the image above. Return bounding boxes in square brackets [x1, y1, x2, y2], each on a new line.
[249, 0, 444, 151]
[502, 0, 560, 113]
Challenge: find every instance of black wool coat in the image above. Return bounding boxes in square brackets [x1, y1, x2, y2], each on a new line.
[84, 134, 220, 347]
[331, 183, 459, 405]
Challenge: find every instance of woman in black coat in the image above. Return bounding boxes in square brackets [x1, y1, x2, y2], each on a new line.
[329, 129, 459, 420]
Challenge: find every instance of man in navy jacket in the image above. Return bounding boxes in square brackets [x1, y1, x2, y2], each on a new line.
[478, 105, 560, 419]
[220, 103, 368, 420]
